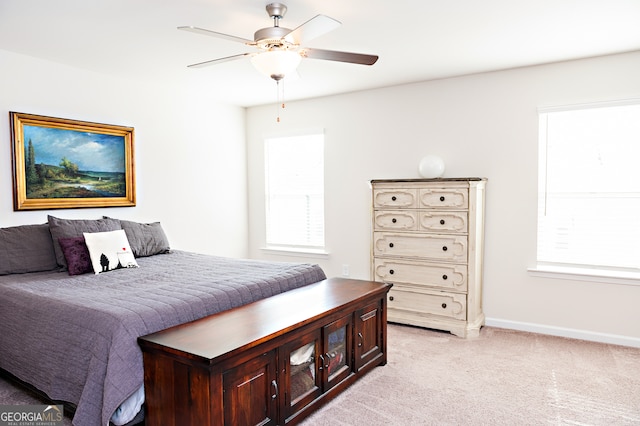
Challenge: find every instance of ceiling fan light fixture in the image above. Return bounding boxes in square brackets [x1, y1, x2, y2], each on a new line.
[250, 49, 301, 80]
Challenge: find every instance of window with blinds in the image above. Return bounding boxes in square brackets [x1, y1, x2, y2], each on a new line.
[537, 100, 640, 277]
[264, 132, 325, 251]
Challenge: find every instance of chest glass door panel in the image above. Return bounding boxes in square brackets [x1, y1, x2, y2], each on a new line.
[323, 315, 353, 390]
[285, 329, 322, 417]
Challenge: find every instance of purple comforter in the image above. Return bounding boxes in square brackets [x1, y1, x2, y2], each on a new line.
[0, 251, 326, 426]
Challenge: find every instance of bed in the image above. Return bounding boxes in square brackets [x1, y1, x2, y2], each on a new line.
[0, 217, 326, 426]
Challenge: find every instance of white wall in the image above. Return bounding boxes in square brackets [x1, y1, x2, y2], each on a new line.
[0, 50, 248, 258]
[246, 50, 640, 345]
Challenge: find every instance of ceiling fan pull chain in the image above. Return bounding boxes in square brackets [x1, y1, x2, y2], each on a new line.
[276, 79, 281, 123]
[281, 78, 286, 110]
[276, 78, 287, 123]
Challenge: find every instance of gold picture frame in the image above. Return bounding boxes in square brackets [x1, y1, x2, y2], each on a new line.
[10, 112, 136, 210]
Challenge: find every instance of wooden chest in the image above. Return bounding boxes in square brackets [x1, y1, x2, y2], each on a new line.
[138, 278, 391, 425]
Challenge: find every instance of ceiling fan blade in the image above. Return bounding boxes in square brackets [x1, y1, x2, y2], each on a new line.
[300, 48, 378, 65]
[284, 15, 341, 45]
[187, 53, 252, 68]
[178, 26, 254, 45]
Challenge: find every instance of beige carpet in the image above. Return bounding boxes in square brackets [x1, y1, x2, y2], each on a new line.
[302, 325, 640, 425]
[1, 324, 639, 425]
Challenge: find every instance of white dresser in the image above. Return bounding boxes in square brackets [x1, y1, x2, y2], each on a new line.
[370, 178, 487, 338]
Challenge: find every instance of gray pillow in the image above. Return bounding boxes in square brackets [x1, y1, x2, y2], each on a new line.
[0, 224, 58, 275]
[105, 218, 170, 257]
[48, 215, 122, 269]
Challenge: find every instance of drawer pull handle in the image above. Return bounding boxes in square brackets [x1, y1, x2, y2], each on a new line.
[389, 296, 394, 301]
[389, 243, 394, 248]
[389, 269, 395, 275]
[442, 274, 448, 280]
[358, 332, 363, 348]
[440, 219, 445, 225]
[441, 303, 447, 309]
[440, 196, 445, 202]
[442, 246, 448, 251]
[324, 353, 331, 370]
[271, 380, 278, 399]
[392, 218, 397, 223]
[318, 354, 325, 371]
[391, 196, 397, 201]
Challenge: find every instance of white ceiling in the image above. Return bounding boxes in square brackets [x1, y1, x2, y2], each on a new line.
[1, 0, 640, 107]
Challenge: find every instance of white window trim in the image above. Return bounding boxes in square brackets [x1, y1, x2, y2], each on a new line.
[260, 246, 330, 259]
[538, 98, 640, 114]
[528, 265, 640, 287]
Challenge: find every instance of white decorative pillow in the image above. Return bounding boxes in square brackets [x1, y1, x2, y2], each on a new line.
[83, 230, 139, 275]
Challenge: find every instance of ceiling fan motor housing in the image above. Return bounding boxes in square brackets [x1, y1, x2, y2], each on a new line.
[254, 26, 293, 48]
[256, 3, 293, 49]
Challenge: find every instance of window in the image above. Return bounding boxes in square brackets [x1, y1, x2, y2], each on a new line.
[264, 131, 325, 251]
[537, 100, 640, 279]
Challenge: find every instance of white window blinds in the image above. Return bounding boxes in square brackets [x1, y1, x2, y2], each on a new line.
[537, 100, 640, 275]
[264, 132, 325, 250]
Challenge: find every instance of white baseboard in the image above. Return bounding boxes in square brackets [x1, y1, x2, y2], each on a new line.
[485, 317, 640, 348]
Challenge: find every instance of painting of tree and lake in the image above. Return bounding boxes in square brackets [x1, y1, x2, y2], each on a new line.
[24, 125, 126, 199]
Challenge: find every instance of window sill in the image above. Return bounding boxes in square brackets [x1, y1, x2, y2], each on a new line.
[260, 247, 330, 259]
[528, 265, 640, 286]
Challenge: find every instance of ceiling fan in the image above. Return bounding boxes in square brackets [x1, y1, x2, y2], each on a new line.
[178, 2, 379, 81]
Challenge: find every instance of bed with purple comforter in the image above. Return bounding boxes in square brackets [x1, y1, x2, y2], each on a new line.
[0, 249, 326, 426]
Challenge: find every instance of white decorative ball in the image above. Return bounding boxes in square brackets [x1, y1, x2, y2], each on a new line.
[418, 155, 445, 178]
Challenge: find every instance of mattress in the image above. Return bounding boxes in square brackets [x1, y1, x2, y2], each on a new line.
[0, 250, 326, 426]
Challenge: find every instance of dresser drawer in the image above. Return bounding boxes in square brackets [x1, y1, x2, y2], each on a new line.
[373, 189, 418, 208]
[373, 210, 418, 230]
[373, 232, 467, 262]
[419, 188, 468, 209]
[387, 285, 466, 320]
[419, 211, 467, 233]
[373, 258, 467, 292]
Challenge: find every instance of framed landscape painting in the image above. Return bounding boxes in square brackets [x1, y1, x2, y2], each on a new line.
[10, 112, 136, 210]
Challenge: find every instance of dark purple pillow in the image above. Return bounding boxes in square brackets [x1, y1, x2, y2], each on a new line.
[58, 236, 92, 276]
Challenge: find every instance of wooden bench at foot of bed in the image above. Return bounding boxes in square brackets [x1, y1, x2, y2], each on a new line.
[138, 278, 392, 426]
